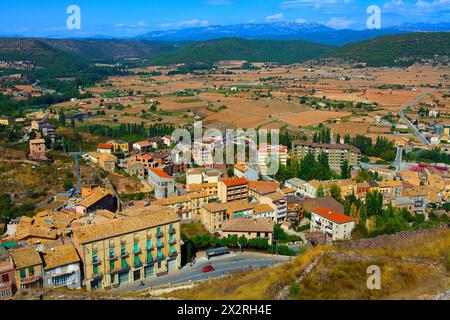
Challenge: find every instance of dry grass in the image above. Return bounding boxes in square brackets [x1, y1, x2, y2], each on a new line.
[352, 229, 450, 263]
[297, 253, 447, 300]
[159, 246, 332, 300]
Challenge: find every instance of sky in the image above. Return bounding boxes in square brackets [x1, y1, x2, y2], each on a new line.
[0, 0, 448, 37]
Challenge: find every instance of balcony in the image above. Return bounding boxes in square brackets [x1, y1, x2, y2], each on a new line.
[146, 245, 154, 251]
[120, 251, 129, 258]
[107, 255, 118, 261]
[168, 251, 178, 258]
[156, 231, 164, 238]
[169, 228, 176, 235]
[92, 272, 103, 280]
[156, 254, 165, 262]
[134, 261, 143, 268]
[156, 242, 164, 248]
[0, 281, 12, 289]
[169, 238, 177, 245]
[146, 257, 155, 265]
[133, 248, 142, 254]
[92, 259, 102, 266]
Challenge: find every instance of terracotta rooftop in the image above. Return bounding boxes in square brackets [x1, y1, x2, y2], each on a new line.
[97, 143, 113, 149]
[149, 168, 172, 179]
[41, 244, 80, 270]
[202, 202, 228, 212]
[303, 197, 344, 213]
[248, 181, 280, 195]
[73, 206, 179, 244]
[252, 203, 275, 215]
[10, 246, 42, 269]
[220, 177, 248, 187]
[77, 188, 113, 208]
[312, 208, 354, 224]
[222, 217, 273, 233]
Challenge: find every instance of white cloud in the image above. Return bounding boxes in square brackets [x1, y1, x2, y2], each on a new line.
[416, 0, 450, 8]
[281, 0, 352, 9]
[295, 18, 307, 23]
[159, 19, 210, 29]
[383, 0, 404, 9]
[325, 17, 355, 29]
[265, 13, 285, 22]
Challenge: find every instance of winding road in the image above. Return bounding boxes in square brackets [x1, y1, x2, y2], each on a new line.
[398, 93, 430, 145]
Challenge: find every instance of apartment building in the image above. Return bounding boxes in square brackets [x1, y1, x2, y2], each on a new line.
[285, 178, 316, 198]
[75, 188, 118, 215]
[201, 202, 228, 233]
[10, 246, 43, 290]
[41, 244, 82, 290]
[217, 177, 249, 203]
[310, 208, 355, 241]
[258, 143, 288, 175]
[259, 193, 287, 224]
[96, 143, 113, 154]
[292, 141, 361, 172]
[186, 168, 222, 185]
[248, 181, 280, 200]
[153, 192, 211, 220]
[72, 206, 180, 291]
[148, 168, 175, 199]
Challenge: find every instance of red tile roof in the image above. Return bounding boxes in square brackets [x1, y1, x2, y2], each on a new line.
[313, 208, 354, 224]
[97, 143, 113, 149]
[221, 177, 248, 187]
[150, 168, 172, 179]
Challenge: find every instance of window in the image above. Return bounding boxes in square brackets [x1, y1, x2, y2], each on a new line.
[121, 245, 126, 256]
[109, 249, 115, 259]
[121, 258, 128, 269]
[29, 267, 34, 276]
[134, 255, 141, 267]
[93, 265, 98, 275]
[2, 274, 9, 283]
[146, 239, 151, 249]
[19, 269, 26, 279]
[110, 261, 115, 271]
[134, 243, 139, 253]
[92, 253, 98, 264]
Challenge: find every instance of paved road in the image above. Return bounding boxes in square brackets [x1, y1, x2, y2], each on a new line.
[112, 252, 291, 293]
[398, 93, 429, 145]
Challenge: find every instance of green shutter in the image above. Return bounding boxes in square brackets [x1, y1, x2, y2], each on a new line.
[20, 269, 26, 279]
[121, 258, 127, 269]
[93, 265, 98, 275]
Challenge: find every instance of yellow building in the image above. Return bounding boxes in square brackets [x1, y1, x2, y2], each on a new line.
[153, 192, 211, 220]
[72, 206, 181, 291]
[10, 246, 44, 289]
[201, 202, 228, 233]
[108, 140, 131, 154]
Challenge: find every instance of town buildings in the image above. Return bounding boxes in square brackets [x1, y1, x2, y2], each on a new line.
[72, 206, 181, 291]
[10, 246, 43, 290]
[0, 247, 15, 299]
[218, 177, 249, 203]
[292, 141, 361, 173]
[221, 218, 273, 245]
[310, 208, 355, 241]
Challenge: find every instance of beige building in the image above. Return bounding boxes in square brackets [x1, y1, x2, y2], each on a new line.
[217, 177, 249, 203]
[201, 202, 228, 233]
[310, 208, 355, 241]
[29, 139, 47, 161]
[221, 218, 273, 244]
[292, 141, 361, 172]
[10, 246, 43, 290]
[72, 206, 181, 291]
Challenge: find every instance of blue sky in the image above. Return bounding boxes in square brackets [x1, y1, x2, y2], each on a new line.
[0, 0, 448, 36]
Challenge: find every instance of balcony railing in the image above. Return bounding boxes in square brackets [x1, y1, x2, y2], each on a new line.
[133, 248, 142, 254]
[156, 231, 164, 238]
[146, 257, 155, 265]
[169, 239, 177, 245]
[156, 242, 164, 248]
[120, 251, 129, 258]
[92, 259, 102, 266]
[0, 281, 12, 289]
[134, 261, 143, 268]
[92, 272, 103, 279]
[169, 228, 176, 235]
[107, 254, 118, 261]
[146, 246, 154, 251]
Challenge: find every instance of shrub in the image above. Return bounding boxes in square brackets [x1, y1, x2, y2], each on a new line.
[288, 283, 301, 298]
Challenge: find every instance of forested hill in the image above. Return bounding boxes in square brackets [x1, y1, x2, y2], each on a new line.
[327, 32, 450, 66]
[149, 38, 335, 65]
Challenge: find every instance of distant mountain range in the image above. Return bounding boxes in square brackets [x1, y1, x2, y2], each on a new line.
[0, 32, 448, 76]
[137, 22, 450, 45]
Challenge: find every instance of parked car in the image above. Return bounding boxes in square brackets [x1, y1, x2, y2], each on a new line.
[201, 264, 215, 273]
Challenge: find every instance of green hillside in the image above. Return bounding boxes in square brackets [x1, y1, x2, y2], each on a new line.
[39, 39, 178, 63]
[149, 38, 335, 65]
[328, 32, 450, 66]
